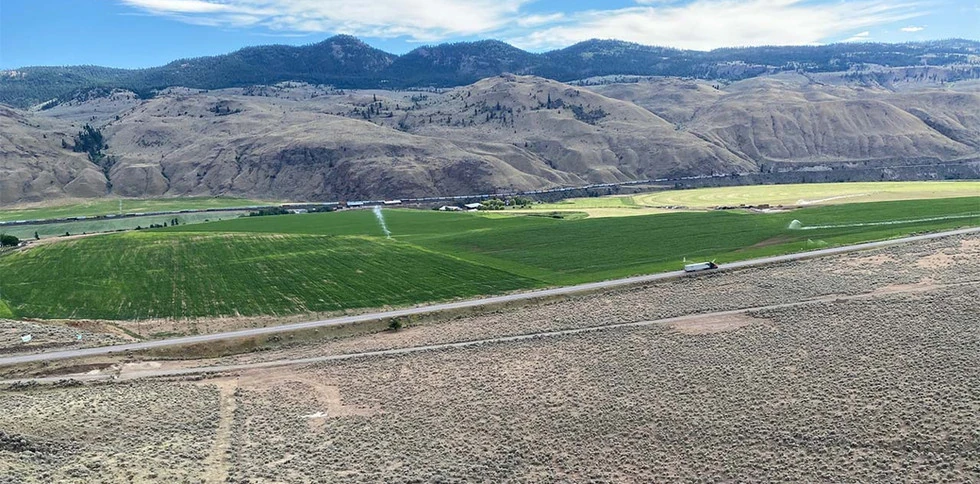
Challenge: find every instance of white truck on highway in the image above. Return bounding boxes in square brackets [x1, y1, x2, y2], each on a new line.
[684, 261, 718, 272]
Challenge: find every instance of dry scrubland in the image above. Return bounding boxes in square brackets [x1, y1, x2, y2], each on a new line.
[0, 382, 219, 483]
[0, 236, 978, 482]
[0, 320, 130, 356]
[225, 288, 979, 482]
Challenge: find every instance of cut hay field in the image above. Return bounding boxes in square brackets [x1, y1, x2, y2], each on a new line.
[524, 181, 980, 215]
[0, 197, 976, 321]
[0, 196, 274, 223]
[633, 181, 980, 208]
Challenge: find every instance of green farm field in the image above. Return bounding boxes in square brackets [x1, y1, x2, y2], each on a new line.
[0, 196, 275, 223]
[0, 211, 249, 241]
[0, 196, 976, 321]
[0, 232, 533, 320]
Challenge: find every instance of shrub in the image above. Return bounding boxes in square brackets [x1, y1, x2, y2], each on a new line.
[0, 234, 18, 247]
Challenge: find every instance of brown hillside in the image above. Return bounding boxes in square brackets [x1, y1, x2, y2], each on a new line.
[0, 74, 977, 204]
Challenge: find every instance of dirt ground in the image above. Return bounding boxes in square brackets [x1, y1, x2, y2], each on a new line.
[0, 234, 978, 482]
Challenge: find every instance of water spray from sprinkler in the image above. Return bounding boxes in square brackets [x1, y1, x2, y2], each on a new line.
[373, 206, 392, 239]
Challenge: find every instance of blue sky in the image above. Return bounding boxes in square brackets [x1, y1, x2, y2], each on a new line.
[1, 0, 977, 69]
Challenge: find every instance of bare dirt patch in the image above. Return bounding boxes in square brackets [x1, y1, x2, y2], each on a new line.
[916, 251, 960, 269]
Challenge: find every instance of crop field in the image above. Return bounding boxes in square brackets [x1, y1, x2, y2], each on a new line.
[2, 235, 977, 482]
[0, 232, 532, 321]
[173, 197, 979, 284]
[0, 300, 13, 319]
[0, 197, 976, 321]
[0, 196, 274, 223]
[520, 181, 980, 215]
[0, 210, 248, 241]
[633, 180, 980, 208]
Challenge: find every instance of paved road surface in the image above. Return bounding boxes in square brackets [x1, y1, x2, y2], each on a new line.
[1, 227, 977, 368]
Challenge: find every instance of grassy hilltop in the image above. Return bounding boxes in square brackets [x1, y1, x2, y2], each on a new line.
[0, 194, 976, 321]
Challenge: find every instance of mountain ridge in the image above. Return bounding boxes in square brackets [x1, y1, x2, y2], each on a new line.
[3, 36, 979, 108]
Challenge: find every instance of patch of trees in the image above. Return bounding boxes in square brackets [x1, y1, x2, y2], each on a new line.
[510, 196, 533, 207]
[209, 103, 242, 116]
[478, 199, 506, 210]
[570, 104, 607, 124]
[0, 234, 19, 247]
[248, 207, 290, 217]
[66, 124, 109, 163]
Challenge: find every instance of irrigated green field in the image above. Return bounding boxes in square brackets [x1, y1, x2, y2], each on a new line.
[0, 232, 533, 320]
[172, 198, 980, 284]
[0, 196, 976, 321]
[0, 196, 275, 223]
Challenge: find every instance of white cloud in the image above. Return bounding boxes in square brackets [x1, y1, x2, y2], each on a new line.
[119, 0, 529, 41]
[119, 0, 928, 50]
[843, 31, 871, 42]
[122, 0, 235, 13]
[901, 25, 925, 32]
[517, 13, 565, 28]
[507, 0, 924, 51]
